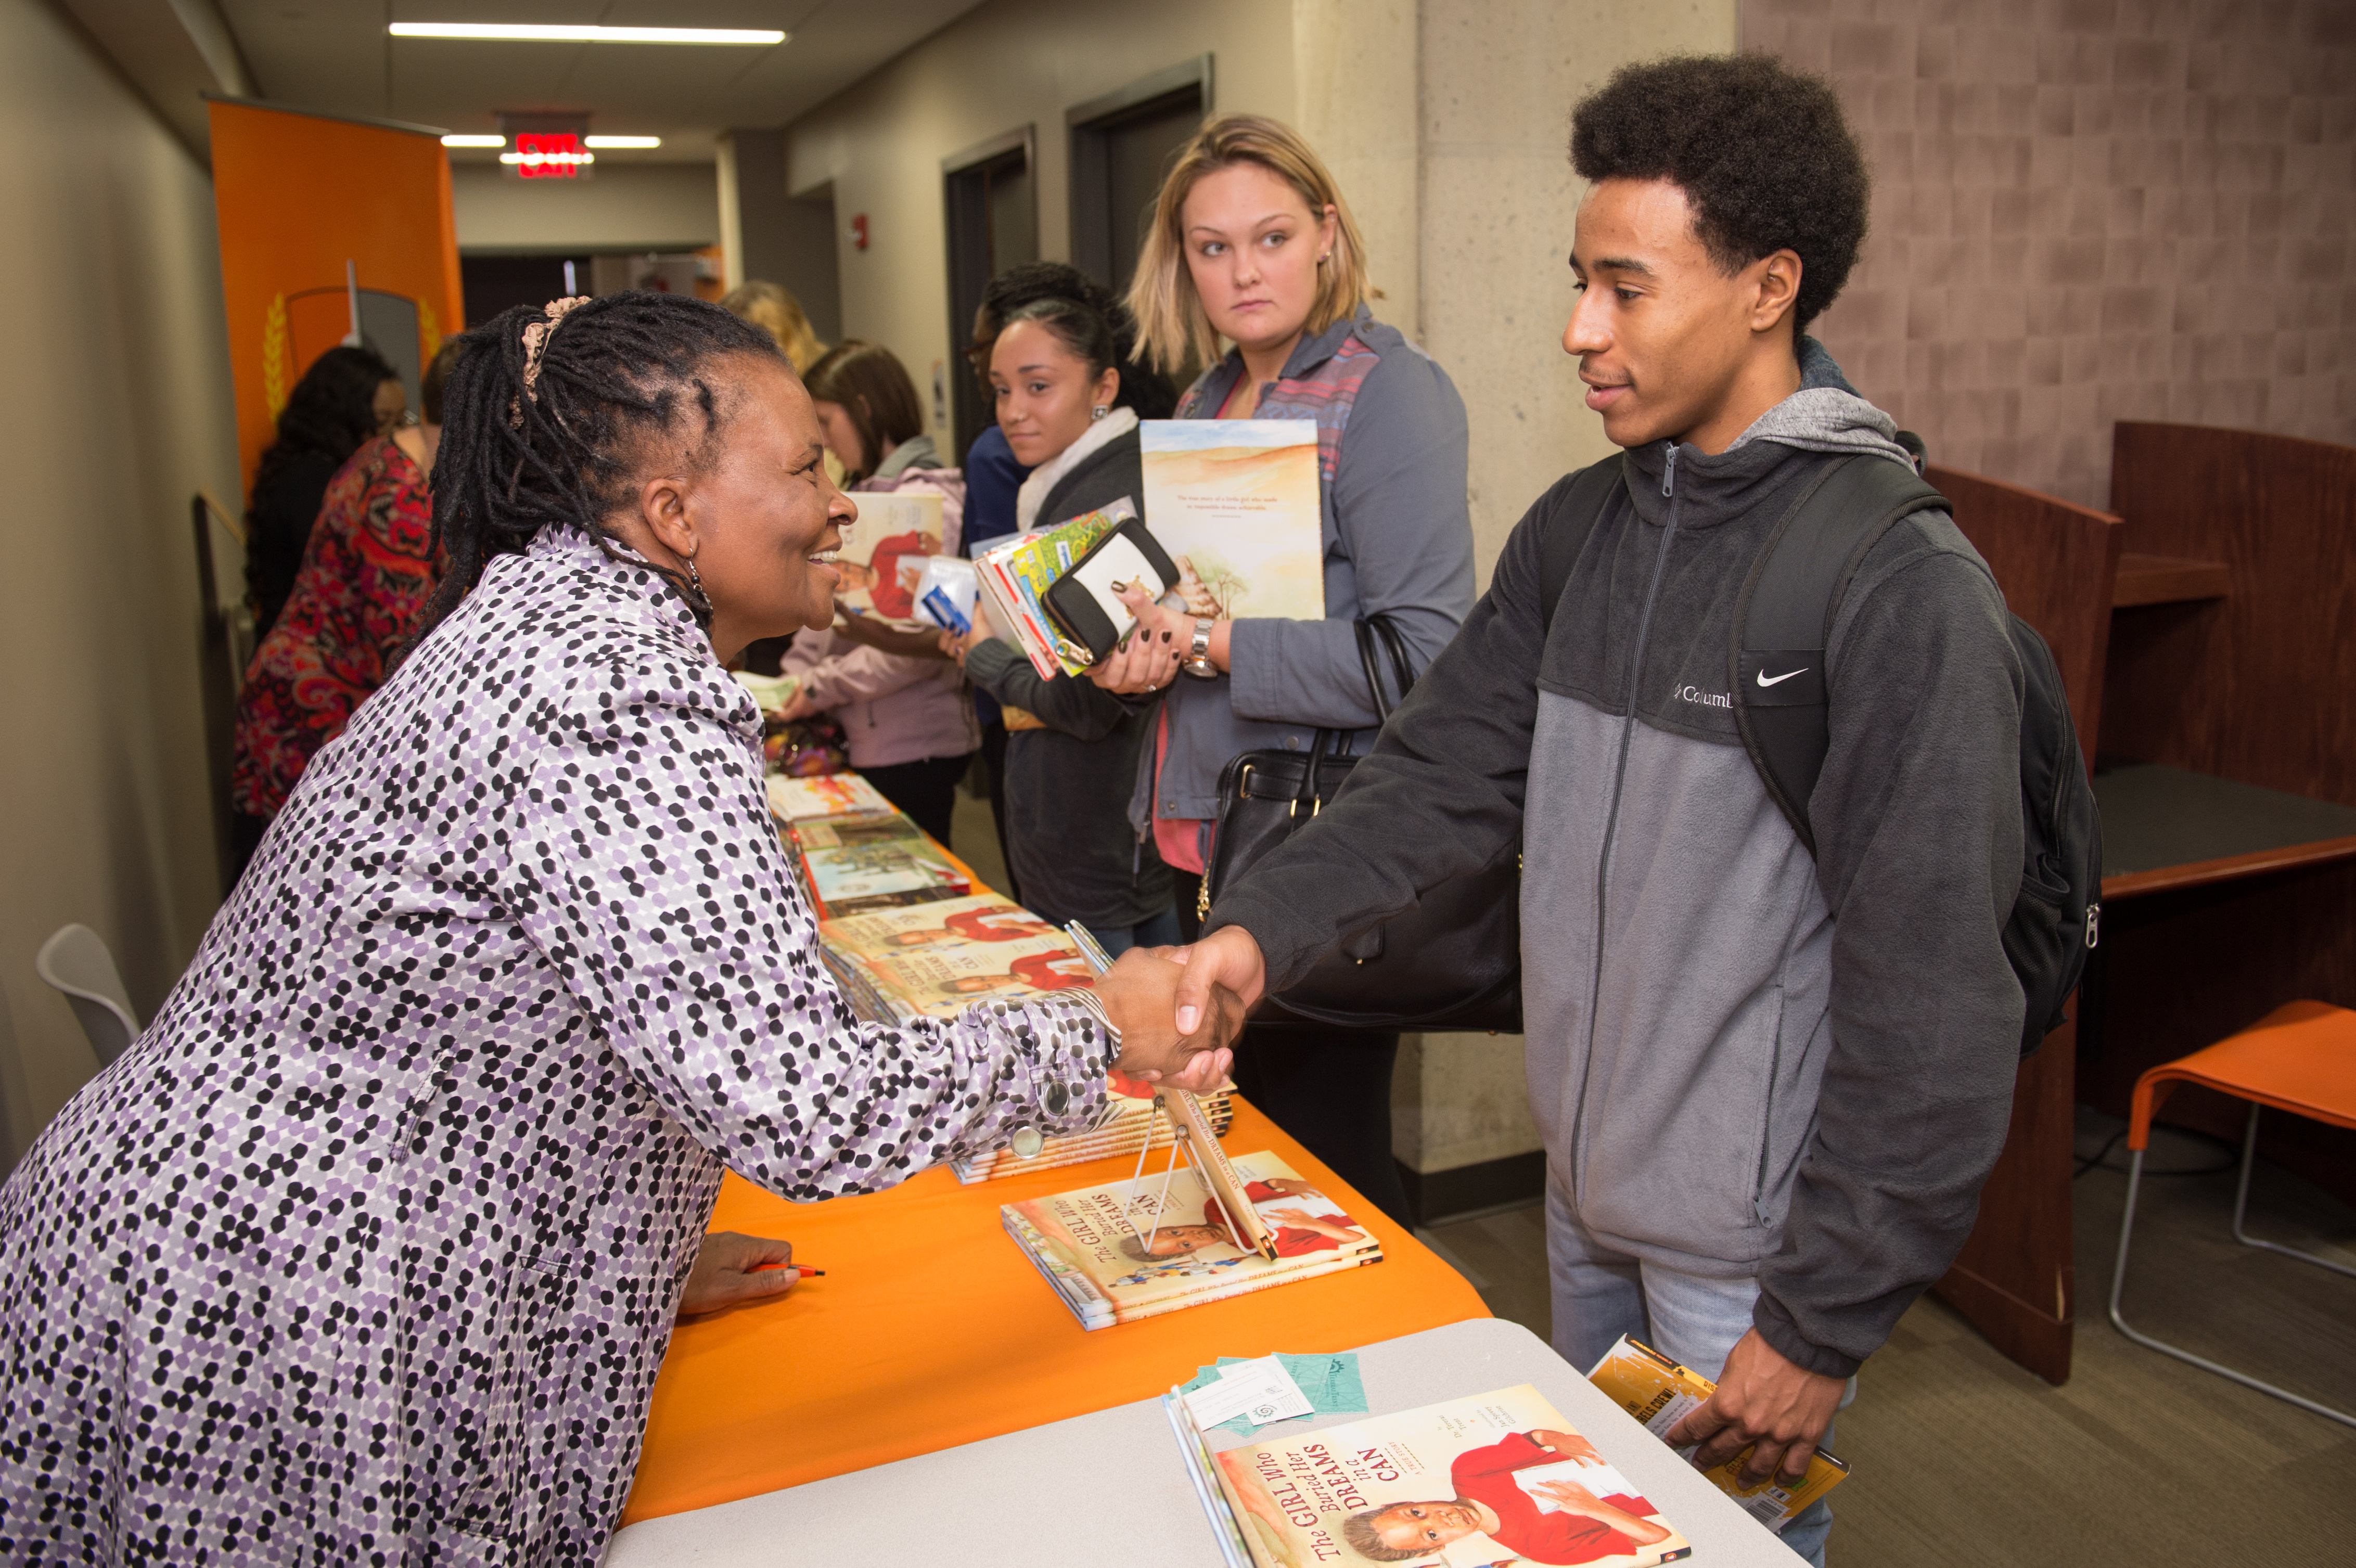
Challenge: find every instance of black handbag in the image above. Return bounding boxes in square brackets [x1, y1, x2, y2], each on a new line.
[1200, 615, 1522, 1033]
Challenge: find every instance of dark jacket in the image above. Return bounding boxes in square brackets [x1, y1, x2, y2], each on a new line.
[964, 427, 1171, 931]
[1208, 351, 2026, 1378]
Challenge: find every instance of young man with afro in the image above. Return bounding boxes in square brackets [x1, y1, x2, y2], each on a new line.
[1172, 54, 2027, 1563]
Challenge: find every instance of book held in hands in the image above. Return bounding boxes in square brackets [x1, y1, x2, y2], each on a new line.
[1139, 420, 1325, 623]
[1586, 1335, 1848, 1533]
[833, 490, 946, 629]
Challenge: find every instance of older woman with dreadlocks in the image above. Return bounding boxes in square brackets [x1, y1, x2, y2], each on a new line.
[0, 292, 1237, 1564]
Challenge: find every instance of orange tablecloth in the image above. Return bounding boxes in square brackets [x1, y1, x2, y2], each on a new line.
[621, 1099, 1490, 1524]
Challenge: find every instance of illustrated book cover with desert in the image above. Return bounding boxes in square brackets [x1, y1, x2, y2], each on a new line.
[1139, 420, 1324, 623]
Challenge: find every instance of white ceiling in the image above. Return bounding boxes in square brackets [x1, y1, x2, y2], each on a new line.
[212, 0, 987, 163]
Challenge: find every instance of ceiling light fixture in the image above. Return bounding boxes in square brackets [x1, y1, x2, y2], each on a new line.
[441, 134, 506, 147]
[390, 22, 786, 45]
[583, 136, 661, 149]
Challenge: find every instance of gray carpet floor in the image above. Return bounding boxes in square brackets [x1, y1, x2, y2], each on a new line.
[1421, 1110, 2356, 1564]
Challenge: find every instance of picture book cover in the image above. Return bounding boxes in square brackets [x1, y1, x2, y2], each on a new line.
[863, 932, 1095, 1017]
[835, 490, 946, 628]
[1585, 1335, 1847, 1533]
[1139, 421, 1324, 622]
[1211, 1384, 1692, 1568]
[818, 893, 1061, 965]
[1002, 1151, 1377, 1324]
[765, 773, 895, 822]
[793, 814, 969, 912]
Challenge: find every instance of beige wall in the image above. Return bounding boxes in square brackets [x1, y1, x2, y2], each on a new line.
[1746, 0, 2356, 510]
[1369, 0, 1741, 1181]
[451, 162, 721, 254]
[778, 0, 1296, 442]
[0, 0, 242, 1163]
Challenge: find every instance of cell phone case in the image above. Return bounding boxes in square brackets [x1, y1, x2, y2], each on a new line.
[1041, 516, 1180, 662]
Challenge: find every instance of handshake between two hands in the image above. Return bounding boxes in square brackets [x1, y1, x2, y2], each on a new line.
[1086, 928, 1271, 1096]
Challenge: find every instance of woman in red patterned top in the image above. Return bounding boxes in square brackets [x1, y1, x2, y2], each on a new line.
[228, 342, 462, 871]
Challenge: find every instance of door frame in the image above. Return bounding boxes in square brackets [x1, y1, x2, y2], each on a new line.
[1066, 55, 1214, 290]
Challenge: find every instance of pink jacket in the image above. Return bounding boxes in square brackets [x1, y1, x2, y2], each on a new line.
[784, 466, 979, 768]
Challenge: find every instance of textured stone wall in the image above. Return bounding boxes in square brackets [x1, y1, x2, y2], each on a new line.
[1744, 0, 2356, 508]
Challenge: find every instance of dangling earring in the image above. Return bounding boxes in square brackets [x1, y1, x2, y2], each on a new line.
[685, 552, 711, 613]
[1091, 405, 1110, 420]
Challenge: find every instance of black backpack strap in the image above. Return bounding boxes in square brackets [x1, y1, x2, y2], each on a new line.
[1538, 456, 1627, 637]
[1730, 454, 1950, 855]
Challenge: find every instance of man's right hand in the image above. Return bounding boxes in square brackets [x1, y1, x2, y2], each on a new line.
[1169, 926, 1268, 1036]
[1093, 948, 1243, 1094]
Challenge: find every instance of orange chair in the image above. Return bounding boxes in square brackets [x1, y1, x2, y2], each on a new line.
[2106, 1000, 2356, 1428]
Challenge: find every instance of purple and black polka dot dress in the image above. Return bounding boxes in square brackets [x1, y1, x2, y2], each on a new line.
[0, 527, 1113, 1564]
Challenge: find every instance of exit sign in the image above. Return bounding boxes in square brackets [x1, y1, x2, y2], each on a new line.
[516, 131, 586, 179]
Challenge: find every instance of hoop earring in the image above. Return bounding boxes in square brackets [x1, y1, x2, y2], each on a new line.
[1091, 405, 1110, 420]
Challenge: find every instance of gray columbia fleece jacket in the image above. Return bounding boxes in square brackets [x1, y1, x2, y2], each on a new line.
[1209, 344, 2028, 1377]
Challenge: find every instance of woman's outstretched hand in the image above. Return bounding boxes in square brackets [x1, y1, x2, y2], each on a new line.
[1092, 948, 1241, 1094]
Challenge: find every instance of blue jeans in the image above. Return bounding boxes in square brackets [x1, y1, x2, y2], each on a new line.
[1547, 1177, 1844, 1565]
[1084, 907, 1182, 958]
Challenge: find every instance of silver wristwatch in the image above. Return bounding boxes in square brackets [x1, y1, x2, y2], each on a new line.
[1180, 618, 1219, 679]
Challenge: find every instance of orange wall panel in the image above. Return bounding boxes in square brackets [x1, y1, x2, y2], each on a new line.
[208, 99, 464, 498]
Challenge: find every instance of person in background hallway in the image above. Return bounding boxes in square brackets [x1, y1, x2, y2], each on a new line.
[719, 278, 827, 374]
[775, 340, 976, 843]
[0, 291, 1235, 1565]
[228, 339, 467, 877]
[1094, 114, 1476, 1226]
[1169, 58, 2031, 1566]
[948, 285, 1176, 956]
[244, 343, 403, 638]
[958, 262, 1178, 900]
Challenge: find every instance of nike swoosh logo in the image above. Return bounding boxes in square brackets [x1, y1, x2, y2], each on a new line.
[1756, 667, 1809, 687]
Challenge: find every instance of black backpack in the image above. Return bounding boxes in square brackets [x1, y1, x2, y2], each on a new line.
[1539, 448, 2102, 1057]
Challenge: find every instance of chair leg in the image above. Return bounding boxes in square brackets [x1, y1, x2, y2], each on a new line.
[2109, 1145, 2356, 1429]
[2229, 1104, 2356, 1281]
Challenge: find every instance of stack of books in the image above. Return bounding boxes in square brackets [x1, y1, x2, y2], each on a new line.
[950, 1073, 1236, 1184]
[1002, 1132, 1384, 1330]
[972, 499, 1134, 679]
[787, 812, 970, 918]
[765, 773, 895, 822]
[814, 892, 1093, 1021]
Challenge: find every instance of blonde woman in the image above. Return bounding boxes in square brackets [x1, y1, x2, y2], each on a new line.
[1095, 114, 1475, 1224]
[720, 278, 827, 373]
